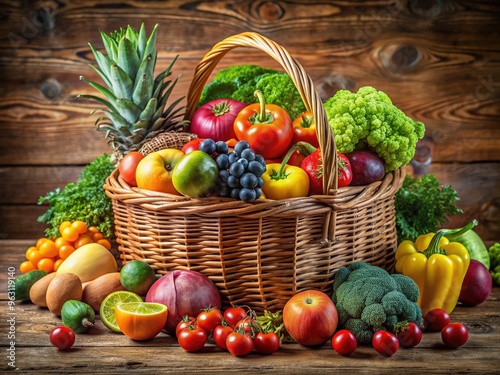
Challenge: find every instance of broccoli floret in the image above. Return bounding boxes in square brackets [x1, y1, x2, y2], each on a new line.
[198, 65, 306, 119]
[489, 242, 500, 286]
[331, 262, 422, 344]
[199, 81, 238, 106]
[324, 86, 425, 171]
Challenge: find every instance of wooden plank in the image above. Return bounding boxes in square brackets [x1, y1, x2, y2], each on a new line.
[0, 240, 498, 373]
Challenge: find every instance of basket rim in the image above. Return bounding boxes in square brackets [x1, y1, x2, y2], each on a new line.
[184, 31, 338, 195]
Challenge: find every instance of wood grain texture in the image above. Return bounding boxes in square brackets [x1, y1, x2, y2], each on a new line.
[0, 0, 499, 239]
[0, 241, 498, 373]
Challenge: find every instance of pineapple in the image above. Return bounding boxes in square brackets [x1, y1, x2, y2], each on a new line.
[80, 23, 188, 160]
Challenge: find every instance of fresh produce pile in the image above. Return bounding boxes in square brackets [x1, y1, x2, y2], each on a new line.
[13, 24, 499, 358]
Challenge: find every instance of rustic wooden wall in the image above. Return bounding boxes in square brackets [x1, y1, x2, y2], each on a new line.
[1, 0, 499, 241]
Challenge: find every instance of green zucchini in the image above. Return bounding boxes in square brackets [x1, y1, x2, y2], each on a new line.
[61, 300, 95, 333]
[446, 229, 490, 269]
[14, 270, 47, 300]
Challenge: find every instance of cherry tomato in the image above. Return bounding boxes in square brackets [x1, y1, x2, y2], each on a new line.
[226, 331, 254, 357]
[331, 329, 357, 356]
[50, 326, 76, 350]
[223, 307, 247, 328]
[213, 324, 234, 350]
[396, 322, 422, 348]
[424, 308, 450, 332]
[253, 332, 280, 354]
[118, 151, 145, 187]
[175, 315, 196, 337]
[177, 325, 207, 352]
[235, 317, 256, 336]
[197, 308, 223, 335]
[372, 330, 399, 356]
[181, 138, 205, 154]
[441, 322, 468, 348]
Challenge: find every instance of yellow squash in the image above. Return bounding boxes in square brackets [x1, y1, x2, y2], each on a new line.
[56, 243, 117, 283]
[395, 221, 475, 316]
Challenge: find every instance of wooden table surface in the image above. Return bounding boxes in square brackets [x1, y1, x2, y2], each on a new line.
[1, 239, 499, 374]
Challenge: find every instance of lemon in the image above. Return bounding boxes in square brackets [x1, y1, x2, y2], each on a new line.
[120, 260, 156, 296]
[115, 302, 168, 341]
[99, 291, 142, 332]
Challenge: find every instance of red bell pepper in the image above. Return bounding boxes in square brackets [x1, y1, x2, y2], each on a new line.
[234, 90, 293, 159]
[292, 111, 319, 148]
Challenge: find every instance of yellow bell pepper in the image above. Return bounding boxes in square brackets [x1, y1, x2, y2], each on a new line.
[395, 221, 475, 316]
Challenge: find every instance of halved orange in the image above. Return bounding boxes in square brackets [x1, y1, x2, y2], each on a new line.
[115, 302, 168, 341]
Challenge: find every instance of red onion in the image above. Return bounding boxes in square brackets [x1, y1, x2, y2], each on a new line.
[190, 99, 247, 142]
[145, 269, 222, 335]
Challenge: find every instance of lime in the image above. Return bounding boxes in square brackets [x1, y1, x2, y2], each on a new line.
[171, 150, 218, 197]
[115, 302, 168, 341]
[99, 291, 142, 332]
[120, 260, 156, 296]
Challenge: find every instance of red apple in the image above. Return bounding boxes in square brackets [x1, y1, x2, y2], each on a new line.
[135, 148, 184, 194]
[283, 290, 338, 346]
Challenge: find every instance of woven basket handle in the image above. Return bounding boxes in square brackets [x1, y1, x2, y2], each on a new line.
[184, 32, 338, 194]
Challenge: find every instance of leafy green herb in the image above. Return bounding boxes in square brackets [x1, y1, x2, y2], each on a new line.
[37, 153, 115, 239]
[256, 310, 295, 343]
[395, 173, 462, 243]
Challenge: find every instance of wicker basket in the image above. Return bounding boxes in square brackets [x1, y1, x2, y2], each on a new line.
[104, 32, 406, 312]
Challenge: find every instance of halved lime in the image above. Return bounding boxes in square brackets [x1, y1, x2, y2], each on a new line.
[99, 291, 142, 332]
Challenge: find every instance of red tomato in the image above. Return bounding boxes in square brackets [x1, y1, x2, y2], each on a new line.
[372, 330, 399, 356]
[423, 308, 450, 332]
[441, 322, 468, 348]
[285, 149, 307, 167]
[226, 331, 254, 357]
[118, 151, 144, 187]
[213, 324, 233, 350]
[197, 308, 223, 335]
[50, 326, 76, 350]
[175, 315, 196, 337]
[396, 322, 422, 348]
[181, 138, 205, 154]
[223, 307, 247, 328]
[253, 332, 280, 354]
[177, 326, 207, 352]
[292, 111, 319, 148]
[331, 329, 357, 356]
[282, 290, 338, 346]
[235, 317, 256, 336]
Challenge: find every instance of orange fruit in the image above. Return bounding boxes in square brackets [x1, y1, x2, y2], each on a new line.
[54, 237, 71, 249]
[115, 302, 168, 341]
[58, 221, 72, 233]
[27, 249, 44, 266]
[97, 239, 111, 251]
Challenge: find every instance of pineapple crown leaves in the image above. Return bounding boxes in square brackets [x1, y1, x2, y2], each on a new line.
[78, 23, 188, 155]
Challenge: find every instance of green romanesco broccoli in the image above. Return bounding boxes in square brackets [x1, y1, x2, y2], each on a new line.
[198, 64, 306, 119]
[331, 262, 422, 344]
[324, 86, 425, 171]
[488, 242, 500, 286]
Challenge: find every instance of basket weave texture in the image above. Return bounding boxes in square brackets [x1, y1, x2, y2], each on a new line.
[104, 32, 406, 312]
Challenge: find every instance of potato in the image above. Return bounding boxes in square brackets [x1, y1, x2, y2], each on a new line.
[82, 272, 125, 311]
[29, 272, 57, 307]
